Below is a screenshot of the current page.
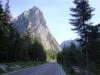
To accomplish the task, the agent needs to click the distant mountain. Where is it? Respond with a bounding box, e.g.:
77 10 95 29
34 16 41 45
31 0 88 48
60 40 79 49
13 6 61 52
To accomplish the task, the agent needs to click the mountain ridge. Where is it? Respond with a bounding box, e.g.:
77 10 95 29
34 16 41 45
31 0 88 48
60 40 80 49
13 6 61 51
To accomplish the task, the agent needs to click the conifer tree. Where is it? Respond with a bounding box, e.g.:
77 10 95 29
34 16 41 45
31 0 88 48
70 0 94 74
0 0 13 62
0 0 5 61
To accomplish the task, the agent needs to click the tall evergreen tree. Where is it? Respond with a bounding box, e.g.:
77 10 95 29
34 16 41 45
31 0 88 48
0 0 11 61
0 0 5 61
4 0 11 22
88 24 100 63
0 0 13 62
4 0 13 61
31 38 46 61
20 21 32 61
70 0 94 74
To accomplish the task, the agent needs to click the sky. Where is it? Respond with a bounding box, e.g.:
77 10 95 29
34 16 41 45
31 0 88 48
3 0 100 44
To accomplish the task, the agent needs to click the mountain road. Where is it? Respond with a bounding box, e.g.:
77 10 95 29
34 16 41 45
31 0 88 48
2 62 66 75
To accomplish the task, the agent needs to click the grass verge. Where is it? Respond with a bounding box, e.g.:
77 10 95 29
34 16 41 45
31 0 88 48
58 63 74 75
60 64 81 75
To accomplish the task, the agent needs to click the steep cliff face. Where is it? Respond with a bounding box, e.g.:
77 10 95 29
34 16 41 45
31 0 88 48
13 6 61 51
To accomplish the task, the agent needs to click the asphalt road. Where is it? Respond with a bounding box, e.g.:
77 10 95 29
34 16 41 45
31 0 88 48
2 62 66 75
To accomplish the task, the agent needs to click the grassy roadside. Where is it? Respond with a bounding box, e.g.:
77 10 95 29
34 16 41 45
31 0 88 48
0 61 46 74
61 65 73 75
60 64 81 75
61 64 100 75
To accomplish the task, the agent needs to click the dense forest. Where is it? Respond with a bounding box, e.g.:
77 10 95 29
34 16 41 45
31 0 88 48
0 0 46 62
57 0 100 75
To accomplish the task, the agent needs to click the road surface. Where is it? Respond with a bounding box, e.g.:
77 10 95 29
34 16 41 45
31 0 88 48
2 62 66 75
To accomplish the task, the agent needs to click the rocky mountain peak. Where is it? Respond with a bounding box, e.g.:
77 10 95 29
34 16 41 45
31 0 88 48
13 6 61 52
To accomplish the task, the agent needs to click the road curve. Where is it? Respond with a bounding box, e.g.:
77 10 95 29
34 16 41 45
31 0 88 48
2 62 66 75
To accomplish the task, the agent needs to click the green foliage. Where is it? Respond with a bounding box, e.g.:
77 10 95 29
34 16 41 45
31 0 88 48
69 0 100 74
28 39 47 61
62 64 74 75
0 0 12 62
87 24 100 64
57 43 82 66
57 0 100 75
70 0 100 69
0 1 47 62
61 0 100 74
46 49 57 61
70 0 94 48
57 43 82 75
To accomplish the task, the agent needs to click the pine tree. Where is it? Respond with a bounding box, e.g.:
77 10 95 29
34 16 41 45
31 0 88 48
4 0 11 22
70 0 94 74
0 0 5 61
4 0 13 61
88 24 100 63
0 0 13 62
31 38 46 61
0 0 10 61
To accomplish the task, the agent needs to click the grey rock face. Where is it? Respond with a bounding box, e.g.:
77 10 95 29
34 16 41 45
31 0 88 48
13 6 61 51
60 40 80 49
